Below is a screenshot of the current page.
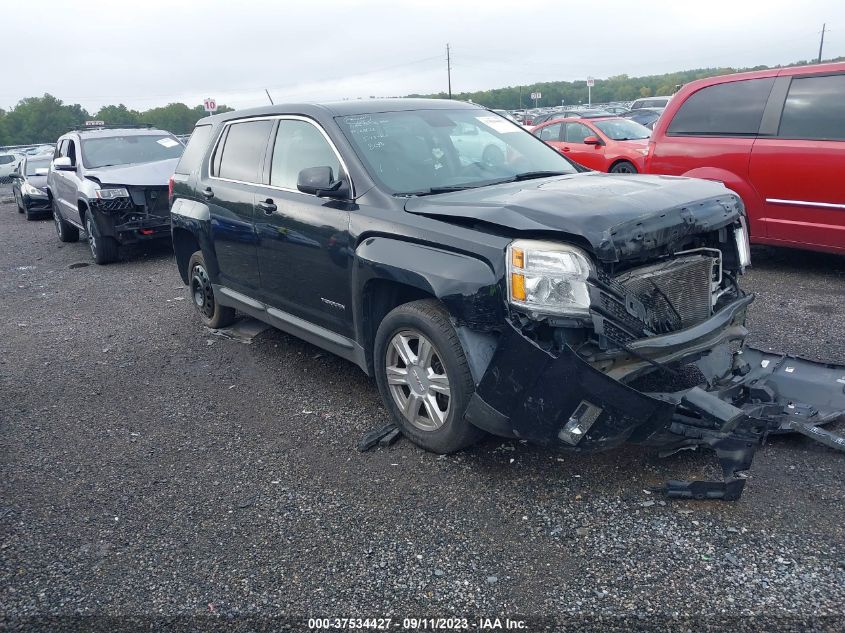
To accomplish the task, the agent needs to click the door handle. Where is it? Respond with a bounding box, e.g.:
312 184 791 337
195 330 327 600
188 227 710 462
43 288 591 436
562 147 571 152
201 187 214 199
258 198 277 214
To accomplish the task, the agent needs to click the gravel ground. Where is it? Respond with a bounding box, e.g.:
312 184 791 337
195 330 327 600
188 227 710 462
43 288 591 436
1 199 844 632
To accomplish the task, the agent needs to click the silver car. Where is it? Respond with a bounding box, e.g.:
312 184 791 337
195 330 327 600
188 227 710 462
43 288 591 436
48 126 183 264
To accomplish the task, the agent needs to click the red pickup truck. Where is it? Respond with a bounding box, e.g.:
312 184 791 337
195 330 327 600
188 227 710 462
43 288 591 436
646 62 845 255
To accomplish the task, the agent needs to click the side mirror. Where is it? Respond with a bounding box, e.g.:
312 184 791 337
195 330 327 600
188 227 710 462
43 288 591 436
583 136 601 146
53 156 75 171
9 170 20 179
297 166 350 199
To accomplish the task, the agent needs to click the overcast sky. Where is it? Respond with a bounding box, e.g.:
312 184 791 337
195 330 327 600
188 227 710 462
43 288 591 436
3 0 843 112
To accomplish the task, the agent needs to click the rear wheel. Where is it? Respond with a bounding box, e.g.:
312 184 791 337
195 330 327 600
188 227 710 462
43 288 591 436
188 250 236 329
85 212 119 265
374 299 485 454
610 161 638 174
53 198 79 243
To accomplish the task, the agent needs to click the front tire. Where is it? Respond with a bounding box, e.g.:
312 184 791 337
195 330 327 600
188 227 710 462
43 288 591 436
85 212 119 265
188 250 236 329
610 161 638 174
53 198 79 243
374 299 485 454
15 192 24 213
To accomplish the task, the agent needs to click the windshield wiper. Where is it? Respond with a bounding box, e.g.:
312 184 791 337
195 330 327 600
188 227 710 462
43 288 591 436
399 184 483 197
397 171 571 197
508 170 571 182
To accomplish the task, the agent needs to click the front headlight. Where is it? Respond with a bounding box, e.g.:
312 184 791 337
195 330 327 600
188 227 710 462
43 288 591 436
734 218 751 271
95 188 129 200
507 239 594 317
22 182 46 196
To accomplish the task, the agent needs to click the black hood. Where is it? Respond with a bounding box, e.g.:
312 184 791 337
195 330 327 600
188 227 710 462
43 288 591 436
404 172 742 262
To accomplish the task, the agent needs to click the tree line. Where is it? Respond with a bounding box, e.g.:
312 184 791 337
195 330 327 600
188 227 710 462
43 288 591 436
410 56 845 109
0 95 233 146
3 56 842 145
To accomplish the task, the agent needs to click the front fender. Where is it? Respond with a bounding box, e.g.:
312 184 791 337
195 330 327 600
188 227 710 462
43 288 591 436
353 236 502 326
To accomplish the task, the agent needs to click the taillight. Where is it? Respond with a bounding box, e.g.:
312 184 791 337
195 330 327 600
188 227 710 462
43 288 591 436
168 174 175 204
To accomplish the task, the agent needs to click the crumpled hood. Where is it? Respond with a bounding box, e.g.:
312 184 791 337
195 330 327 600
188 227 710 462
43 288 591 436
405 172 742 262
85 158 179 187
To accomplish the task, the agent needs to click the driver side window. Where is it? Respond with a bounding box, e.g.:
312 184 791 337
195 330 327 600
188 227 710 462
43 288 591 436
565 122 592 144
270 119 342 191
537 123 562 141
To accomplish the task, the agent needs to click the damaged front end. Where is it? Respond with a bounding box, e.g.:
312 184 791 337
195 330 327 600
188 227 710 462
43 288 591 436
92 184 171 242
464 198 845 500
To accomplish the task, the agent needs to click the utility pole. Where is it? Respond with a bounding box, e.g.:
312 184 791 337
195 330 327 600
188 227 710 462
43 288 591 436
818 23 826 63
446 43 452 99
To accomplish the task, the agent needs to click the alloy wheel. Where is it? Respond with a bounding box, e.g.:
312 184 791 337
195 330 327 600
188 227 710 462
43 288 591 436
385 329 451 432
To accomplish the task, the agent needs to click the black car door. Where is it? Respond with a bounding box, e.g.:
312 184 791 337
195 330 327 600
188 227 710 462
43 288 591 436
253 117 354 338
206 119 274 294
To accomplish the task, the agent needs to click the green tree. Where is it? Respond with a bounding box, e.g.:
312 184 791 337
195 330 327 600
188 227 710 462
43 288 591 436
94 104 141 125
1 94 88 144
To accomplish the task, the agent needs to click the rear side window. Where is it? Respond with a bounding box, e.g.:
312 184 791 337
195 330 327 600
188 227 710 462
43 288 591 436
779 74 845 141
216 120 274 183
667 78 775 136
0 155 14 165
175 125 213 174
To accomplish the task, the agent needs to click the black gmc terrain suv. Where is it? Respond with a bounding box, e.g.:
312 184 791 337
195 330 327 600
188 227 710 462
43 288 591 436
170 99 844 499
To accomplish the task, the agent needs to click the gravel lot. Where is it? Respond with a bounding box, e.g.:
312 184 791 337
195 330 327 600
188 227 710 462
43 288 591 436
1 197 844 632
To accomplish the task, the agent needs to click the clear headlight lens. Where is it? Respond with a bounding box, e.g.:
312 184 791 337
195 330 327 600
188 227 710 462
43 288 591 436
507 239 594 317
734 219 751 270
22 182 46 196
96 188 129 200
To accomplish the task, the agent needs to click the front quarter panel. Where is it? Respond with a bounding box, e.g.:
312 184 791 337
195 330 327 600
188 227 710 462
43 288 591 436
353 237 503 331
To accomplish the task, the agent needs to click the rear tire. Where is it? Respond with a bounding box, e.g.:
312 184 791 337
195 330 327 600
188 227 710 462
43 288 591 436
53 198 79 243
188 250 236 329
610 161 638 174
85 212 119 265
374 299 485 454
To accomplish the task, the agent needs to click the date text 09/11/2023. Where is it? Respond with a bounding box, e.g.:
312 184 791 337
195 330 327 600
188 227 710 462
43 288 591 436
306 617 527 630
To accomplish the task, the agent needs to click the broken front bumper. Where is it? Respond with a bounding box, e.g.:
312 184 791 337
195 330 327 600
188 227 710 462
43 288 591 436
463 295 845 499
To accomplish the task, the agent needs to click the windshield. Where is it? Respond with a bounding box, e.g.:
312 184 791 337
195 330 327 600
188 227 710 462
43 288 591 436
336 109 577 195
80 134 183 169
25 158 51 175
592 119 651 140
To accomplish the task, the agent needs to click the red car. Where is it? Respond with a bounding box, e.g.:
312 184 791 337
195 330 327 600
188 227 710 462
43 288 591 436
531 116 651 173
646 62 845 255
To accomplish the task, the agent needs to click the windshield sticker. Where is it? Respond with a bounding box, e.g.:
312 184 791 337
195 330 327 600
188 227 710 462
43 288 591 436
157 138 180 148
476 116 518 133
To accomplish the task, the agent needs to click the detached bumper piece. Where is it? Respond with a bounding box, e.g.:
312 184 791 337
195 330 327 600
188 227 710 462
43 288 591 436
465 324 845 501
